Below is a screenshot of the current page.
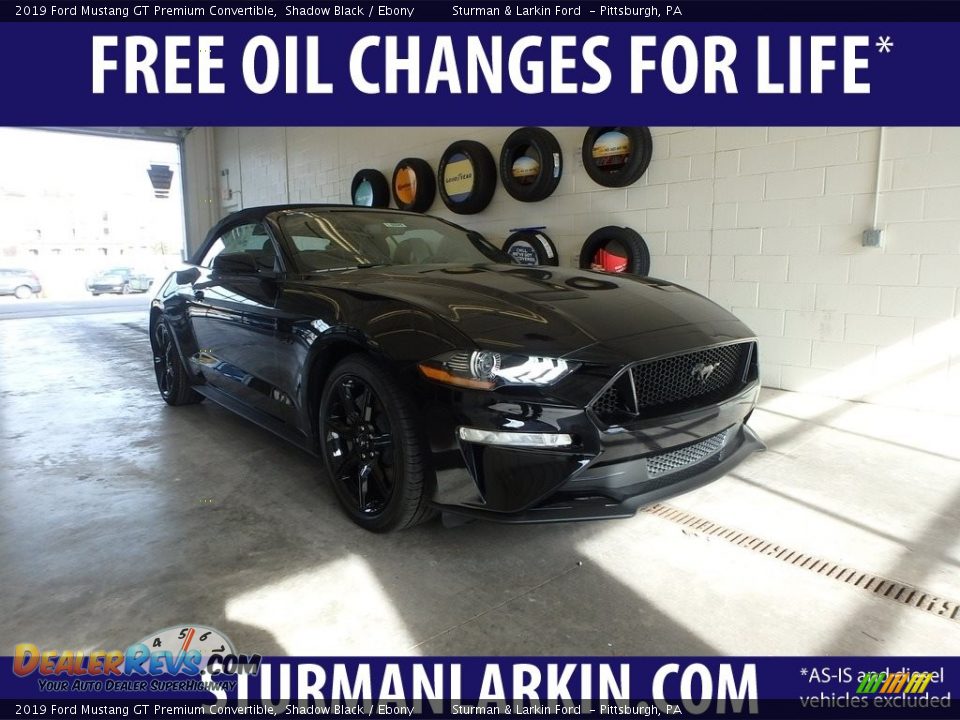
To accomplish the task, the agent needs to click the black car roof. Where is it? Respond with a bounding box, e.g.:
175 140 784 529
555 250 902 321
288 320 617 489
204 203 427 240
195 204 462 266
194 203 484 265
222 204 426 222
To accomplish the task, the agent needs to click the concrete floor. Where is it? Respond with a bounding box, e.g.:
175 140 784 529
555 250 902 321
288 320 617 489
1 309 959 656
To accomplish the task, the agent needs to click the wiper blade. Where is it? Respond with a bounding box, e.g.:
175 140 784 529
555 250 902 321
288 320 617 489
309 263 391 273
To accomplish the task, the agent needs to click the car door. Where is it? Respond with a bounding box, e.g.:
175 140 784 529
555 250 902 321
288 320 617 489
186 220 291 420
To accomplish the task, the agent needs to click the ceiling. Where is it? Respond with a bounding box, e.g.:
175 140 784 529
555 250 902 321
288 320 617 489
38 127 190 143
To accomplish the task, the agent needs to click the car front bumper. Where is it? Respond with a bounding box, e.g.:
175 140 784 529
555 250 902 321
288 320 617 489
425 379 764 524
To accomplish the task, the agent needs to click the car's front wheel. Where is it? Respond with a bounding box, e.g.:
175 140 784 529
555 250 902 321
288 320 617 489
319 355 434 532
151 318 204 406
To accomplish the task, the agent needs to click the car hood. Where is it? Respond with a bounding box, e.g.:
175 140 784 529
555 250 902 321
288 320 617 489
318 264 755 362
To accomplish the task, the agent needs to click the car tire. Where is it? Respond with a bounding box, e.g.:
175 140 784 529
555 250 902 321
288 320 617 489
121 283 132 294
13 285 32 300
502 230 560 266
581 127 653 188
579 226 651 275
438 140 497 214
499 127 563 202
319 355 435 532
351 169 390 208
392 158 436 213
151 317 204 406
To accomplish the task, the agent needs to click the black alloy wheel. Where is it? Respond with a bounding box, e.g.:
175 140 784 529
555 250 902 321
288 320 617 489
151 318 203 406
320 356 434 531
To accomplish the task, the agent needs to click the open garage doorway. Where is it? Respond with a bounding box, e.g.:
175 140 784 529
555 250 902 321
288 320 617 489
0 128 185 316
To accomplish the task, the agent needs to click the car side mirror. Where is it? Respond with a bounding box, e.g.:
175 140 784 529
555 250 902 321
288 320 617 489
212 252 259 275
175 267 201 285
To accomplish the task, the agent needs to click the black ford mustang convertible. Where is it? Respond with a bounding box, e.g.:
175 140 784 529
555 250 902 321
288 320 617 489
151 205 763 531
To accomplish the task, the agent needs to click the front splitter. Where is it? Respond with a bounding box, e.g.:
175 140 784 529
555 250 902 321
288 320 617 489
437 425 766 526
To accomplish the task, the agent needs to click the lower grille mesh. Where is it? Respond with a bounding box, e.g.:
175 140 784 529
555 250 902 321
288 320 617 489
647 429 728 478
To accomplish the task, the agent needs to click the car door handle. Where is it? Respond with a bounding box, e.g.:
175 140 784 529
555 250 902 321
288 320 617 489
193 289 205 301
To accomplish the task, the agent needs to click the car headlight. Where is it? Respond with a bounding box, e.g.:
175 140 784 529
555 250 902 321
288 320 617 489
418 350 578 390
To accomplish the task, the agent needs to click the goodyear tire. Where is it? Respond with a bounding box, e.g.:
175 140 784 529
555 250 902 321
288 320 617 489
392 158 436 213
499 127 563 202
351 169 390 208
579 226 651 276
502 230 559 266
581 127 653 188
438 140 497 214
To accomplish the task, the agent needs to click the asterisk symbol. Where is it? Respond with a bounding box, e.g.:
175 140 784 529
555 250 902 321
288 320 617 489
876 36 894 53
801 668 809 675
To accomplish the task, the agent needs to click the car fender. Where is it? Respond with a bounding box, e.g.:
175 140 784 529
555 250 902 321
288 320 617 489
292 293 474 442
151 273 204 381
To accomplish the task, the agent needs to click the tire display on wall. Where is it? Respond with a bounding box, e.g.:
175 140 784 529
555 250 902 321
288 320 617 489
391 158 436 213
499 127 563 202
502 230 559 266
350 169 390 208
579 226 651 275
581 127 653 188
438 140 497 214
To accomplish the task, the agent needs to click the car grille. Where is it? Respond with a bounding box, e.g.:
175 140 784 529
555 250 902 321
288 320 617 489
647 429 729 478
592 385 624 417
591 342 754 424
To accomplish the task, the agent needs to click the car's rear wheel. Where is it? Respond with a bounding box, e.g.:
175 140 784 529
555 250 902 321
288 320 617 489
13 285 32 299
319 355 434 532
151 318 204 406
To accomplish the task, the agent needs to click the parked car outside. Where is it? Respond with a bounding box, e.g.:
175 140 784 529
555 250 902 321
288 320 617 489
150 205 764 532
87 267 154 295
0 267 42 299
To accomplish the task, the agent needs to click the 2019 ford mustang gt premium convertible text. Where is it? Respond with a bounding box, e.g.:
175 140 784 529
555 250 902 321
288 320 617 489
150 205 764 531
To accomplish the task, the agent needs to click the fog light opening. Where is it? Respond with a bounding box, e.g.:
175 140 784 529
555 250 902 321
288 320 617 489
457 427 574 448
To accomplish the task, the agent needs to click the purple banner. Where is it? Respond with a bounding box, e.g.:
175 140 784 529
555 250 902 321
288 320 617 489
1 656 957 719
0 20 955 125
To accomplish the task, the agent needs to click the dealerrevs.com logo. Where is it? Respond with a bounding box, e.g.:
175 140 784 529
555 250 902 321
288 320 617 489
14 625 261 691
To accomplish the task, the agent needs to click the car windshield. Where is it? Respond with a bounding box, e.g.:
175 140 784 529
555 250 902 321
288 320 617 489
276 210 510 271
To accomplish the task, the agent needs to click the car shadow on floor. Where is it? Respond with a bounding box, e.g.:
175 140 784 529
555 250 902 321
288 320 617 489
152 399 721 657
0 387 720 657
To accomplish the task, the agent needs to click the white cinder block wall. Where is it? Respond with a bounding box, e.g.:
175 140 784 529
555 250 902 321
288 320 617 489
203 126 960 414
